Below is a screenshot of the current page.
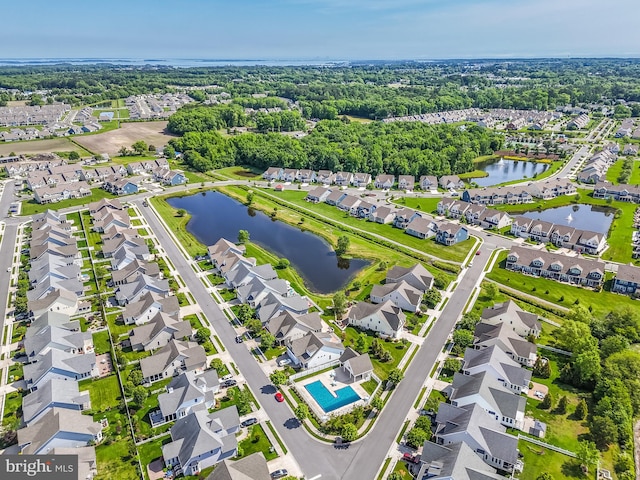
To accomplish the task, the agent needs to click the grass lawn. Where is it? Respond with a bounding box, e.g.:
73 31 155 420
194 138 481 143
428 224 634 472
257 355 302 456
2 391 22 428
338 326 408 378
517 440 581 480
20 188 118 216
149 194 207 257
213 166 263 181
392 460 413 479
238 424 278 461
92 330 112 355
138 435 172 480
487 251 640 319
94 439 139 480
262 345 286 360
219 288 236 302
184 314 204 330
392 196 443 215
80 374 122 411
208 273 225 285
423 389 446 412
271 189 472 263
606 159 625 183
132 390 173 441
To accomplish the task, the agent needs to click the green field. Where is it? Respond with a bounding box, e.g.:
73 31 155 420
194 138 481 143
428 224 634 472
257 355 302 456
80 375 122 411
337 326 409 378
213 166 263 181
92 330 112 355
21 188 119 216
238 424 278 461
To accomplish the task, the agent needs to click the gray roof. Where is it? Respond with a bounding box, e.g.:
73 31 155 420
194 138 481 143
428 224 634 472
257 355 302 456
51 446 97 480
205 452 270 480
27 274 84 302
507 246 605 281
481 300 541 333
122 291 180 322
386 263 434 291
158 370 219 419
129 312 192 350
435 402 519 466
449 371 526 420
616 264 640 285
18 407 102 455
256 292 310 323
139 340 206 379
115 274 169 304
22 378 90 425
347 300 406 332
418 441 507 480
463 346 531 388
474 322 537 360
287 331 344 361
30 311 78 334
28 288 77 315
370 280 422 308
237 276 288 302
23 349 96 387
24 324 91 358
266 311 323 341
112 259 160 284
339 348 373 377
163 407 240 470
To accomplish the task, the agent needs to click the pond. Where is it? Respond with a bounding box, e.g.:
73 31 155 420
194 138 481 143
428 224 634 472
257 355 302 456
473 158 549 187
522 204 615 234
167 191 369 294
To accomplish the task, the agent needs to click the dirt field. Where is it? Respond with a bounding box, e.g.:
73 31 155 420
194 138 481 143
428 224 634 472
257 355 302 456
74 121 178 155
0 137 83 156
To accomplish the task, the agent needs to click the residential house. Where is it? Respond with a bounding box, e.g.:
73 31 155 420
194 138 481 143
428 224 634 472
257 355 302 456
433 402 519 473
567 113 589 129
339 348 373 381
262 167 282 181
33 183 91 204
374 174 395 189
207 238 246 266
114 274 170 306
346 300 406 339
593 181 640 203
92 210 130 233
154 169 188 186
204 452 270 480
152 370 220 426
236 276 290 308
479 209 511 230
445 371 526 429
296 169 316 183
333 171 352 187
224 263 278 289
18 408 102 454
30 242 80 266
416 441 508 480
474 322 538 367
305 186 331 203
527 220 555 243
370 280 423 313
102 233 148 258
122 291 180 325
265 311 323 344
462 346 532 394
356 201 376 218
28 289 80 319
50 447 97 480
23 349 98 391
285 331 345 369
405 217 437 239
439 175 464 190
462 203 486 224
162 407 240 477
624 144 639 156
419 175 438 191
480 301 541 338
105 177 140 196
369 205 395 224
110 238 153 271
612 264 640 295
393 208 421 229
140 339 207 384
509 216 534 238
88 198 123 215
398 175 415 191
350 172 371 187
316 170 334 185
129 312 192 351
337 195 361 214
23 324 93 358
280 168 298 182
505 246 605 287
386 263 434 292
325 189 347 206
111 259 160 286
22 378 91 426
436 222 469 246
256 292 310 323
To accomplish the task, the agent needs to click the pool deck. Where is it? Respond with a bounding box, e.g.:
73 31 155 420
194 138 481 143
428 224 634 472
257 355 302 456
294 367 373 420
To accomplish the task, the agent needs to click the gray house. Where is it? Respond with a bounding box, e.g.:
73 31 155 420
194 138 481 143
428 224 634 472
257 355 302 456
265 311 323 344
140 339 207 384
115 274 170 306
162 407 240 477
386 263 434 292
23 349 98 391
22 378 91 426
204 452 270 480
122 291 180 325
129 312 192 351
462 345 532 394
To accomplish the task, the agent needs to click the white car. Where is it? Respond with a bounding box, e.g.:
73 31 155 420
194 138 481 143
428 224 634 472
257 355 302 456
278 358 291 367
534 391 545 399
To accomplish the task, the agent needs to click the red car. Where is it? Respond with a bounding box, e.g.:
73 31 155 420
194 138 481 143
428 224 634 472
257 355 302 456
475 250 481 255
403 453 420 464
275 392 284 403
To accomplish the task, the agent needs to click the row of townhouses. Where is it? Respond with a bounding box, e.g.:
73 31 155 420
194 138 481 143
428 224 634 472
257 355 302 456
414 301 542 480
576 149 617 184
437 199 512 229
264 167 466 191
510 216 607 254
0 104 70 127
20 210 99 480
307 187 470 246
461 179 576 205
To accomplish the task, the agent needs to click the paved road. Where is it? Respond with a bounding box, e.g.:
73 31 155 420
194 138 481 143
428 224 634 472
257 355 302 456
0 182 19 340
556 144 590 179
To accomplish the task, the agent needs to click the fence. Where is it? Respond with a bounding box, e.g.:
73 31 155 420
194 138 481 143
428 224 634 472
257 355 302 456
518 434 576 457
289 360 341 382
536 344 572 357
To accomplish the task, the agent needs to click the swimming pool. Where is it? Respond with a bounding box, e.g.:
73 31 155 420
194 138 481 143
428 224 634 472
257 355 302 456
304 380 361 413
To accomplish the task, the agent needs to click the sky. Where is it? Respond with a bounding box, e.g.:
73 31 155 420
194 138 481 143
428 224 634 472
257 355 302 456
2 0 639 60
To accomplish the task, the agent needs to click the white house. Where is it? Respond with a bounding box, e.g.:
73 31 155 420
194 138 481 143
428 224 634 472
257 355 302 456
346 300 406 339
285 331 345 369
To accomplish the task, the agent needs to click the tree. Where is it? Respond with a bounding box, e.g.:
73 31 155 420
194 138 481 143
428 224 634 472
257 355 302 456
276 258 290 269
576 441 599 473
261 332 276 350
452 329 474 350
235 304 254 323
132 140 148 155
132 386 148 405
533 357 551 378
406 427 430 448
442 358 461 375
422 288 442 309
68 151 80 161
485 282 498 300
541 392 553 409
245 318 262 334
118 146 129 157
234 389 252 415
370 395 384 410
555 320 597 354
128 369 143 386
340 423 358 442
270 370 288 387
148 144 156 152
459 312 480 331
575 399 587 420
294 404 309 422
355 334 367 353
332 291 347 317
195 327 211 343
238 229 250 244
335 235 350 256
557 395 568 414
163 145 176 158
536 474 554 480
246 191 254 205
176 209 186 217
414 415 431 431
211 358 226 376
387 368 404 387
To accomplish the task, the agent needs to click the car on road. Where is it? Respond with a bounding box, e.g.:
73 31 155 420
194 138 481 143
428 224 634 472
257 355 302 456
235 335 244 343
221 379 237 388
6 267 10 272
403 453 420 464
241 417 258 427
270 469 288 478
142 200 148 207
475 250 481 255
275 392 284 403
468 261 473 267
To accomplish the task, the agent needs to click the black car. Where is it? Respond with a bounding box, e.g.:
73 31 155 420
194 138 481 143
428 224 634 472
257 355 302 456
241 418 258 427
235 336 244 343
270 470 288 479
222 379 237 388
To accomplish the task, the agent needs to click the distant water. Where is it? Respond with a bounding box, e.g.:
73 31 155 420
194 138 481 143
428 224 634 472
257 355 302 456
0 58 348 67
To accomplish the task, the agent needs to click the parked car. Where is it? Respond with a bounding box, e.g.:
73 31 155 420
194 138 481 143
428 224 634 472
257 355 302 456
220 374 233 382
403 453 420 464
235 336 244 344
222 379 237 388
475 250 481 255
275 392 284 403
241 417 258 427
270 469 288 478
277 358 291 367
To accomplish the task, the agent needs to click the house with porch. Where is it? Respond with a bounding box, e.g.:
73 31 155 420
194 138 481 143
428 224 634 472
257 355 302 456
339 348 373 381
140 339 207 384
346 300 406 339
285 331 345 369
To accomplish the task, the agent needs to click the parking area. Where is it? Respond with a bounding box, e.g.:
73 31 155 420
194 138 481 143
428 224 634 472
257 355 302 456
527 381 549 400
